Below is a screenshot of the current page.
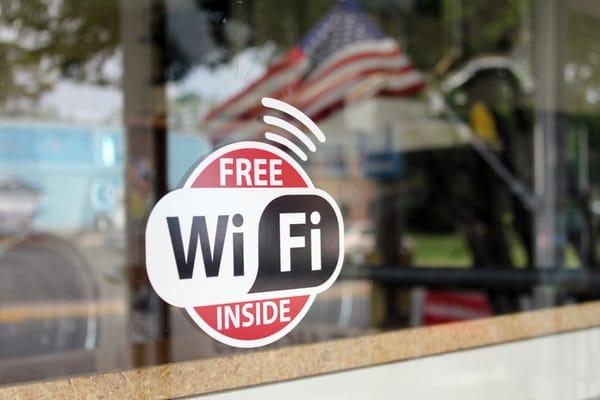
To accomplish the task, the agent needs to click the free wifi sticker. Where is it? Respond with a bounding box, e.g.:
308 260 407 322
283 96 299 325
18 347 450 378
145 98 344 348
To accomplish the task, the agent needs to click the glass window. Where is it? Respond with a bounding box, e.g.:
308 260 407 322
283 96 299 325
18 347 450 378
0 0 599 391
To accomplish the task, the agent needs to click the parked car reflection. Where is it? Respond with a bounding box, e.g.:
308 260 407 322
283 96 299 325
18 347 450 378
0 176 40 234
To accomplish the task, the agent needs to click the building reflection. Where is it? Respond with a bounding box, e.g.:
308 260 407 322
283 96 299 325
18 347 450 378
0 0 599 386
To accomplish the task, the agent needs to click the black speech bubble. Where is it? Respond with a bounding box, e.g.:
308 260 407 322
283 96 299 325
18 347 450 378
249 194 340 293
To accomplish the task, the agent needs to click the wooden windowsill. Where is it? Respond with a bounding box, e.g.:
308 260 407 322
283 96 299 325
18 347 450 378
2 301 600 399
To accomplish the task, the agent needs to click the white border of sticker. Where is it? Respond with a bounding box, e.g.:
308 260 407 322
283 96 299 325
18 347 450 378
182 141 313 189
185 295 317 348
150 141 344 348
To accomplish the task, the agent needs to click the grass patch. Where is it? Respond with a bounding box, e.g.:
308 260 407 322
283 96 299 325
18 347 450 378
410 234 471 268
410 232 581 268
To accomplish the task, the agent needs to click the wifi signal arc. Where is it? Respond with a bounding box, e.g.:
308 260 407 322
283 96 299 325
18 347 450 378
263 115 317 152
264 132 308 161
261 97 327 162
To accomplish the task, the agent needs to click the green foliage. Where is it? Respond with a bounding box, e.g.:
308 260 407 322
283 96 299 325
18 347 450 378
249 0 335 49
563 8 600 115
411 233 472 267
446 0 522 57
0 0 120 108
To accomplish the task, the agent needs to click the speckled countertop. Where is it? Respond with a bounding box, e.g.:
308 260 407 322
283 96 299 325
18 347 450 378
2 301 600 399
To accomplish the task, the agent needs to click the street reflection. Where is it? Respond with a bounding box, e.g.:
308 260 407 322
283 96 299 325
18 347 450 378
0 0 599 387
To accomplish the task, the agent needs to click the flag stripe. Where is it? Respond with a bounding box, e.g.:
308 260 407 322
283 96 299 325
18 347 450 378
210 66 419 140
202 4 426 145
203 48 307 122
307 38 398 81
297 59 413 104
204 75 303 134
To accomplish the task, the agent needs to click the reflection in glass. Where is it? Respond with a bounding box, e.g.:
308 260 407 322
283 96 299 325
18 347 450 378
0 0 598 388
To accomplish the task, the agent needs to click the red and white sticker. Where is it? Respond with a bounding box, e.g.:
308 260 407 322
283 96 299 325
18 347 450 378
146 99 344 348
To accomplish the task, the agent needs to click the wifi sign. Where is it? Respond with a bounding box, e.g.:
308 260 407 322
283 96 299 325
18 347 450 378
145 98 344 348
261 97 326 161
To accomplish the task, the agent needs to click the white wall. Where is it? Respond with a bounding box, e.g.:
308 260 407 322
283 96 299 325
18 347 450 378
200 327 600 400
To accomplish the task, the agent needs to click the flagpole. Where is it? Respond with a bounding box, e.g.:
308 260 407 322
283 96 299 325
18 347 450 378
532 0 567 307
